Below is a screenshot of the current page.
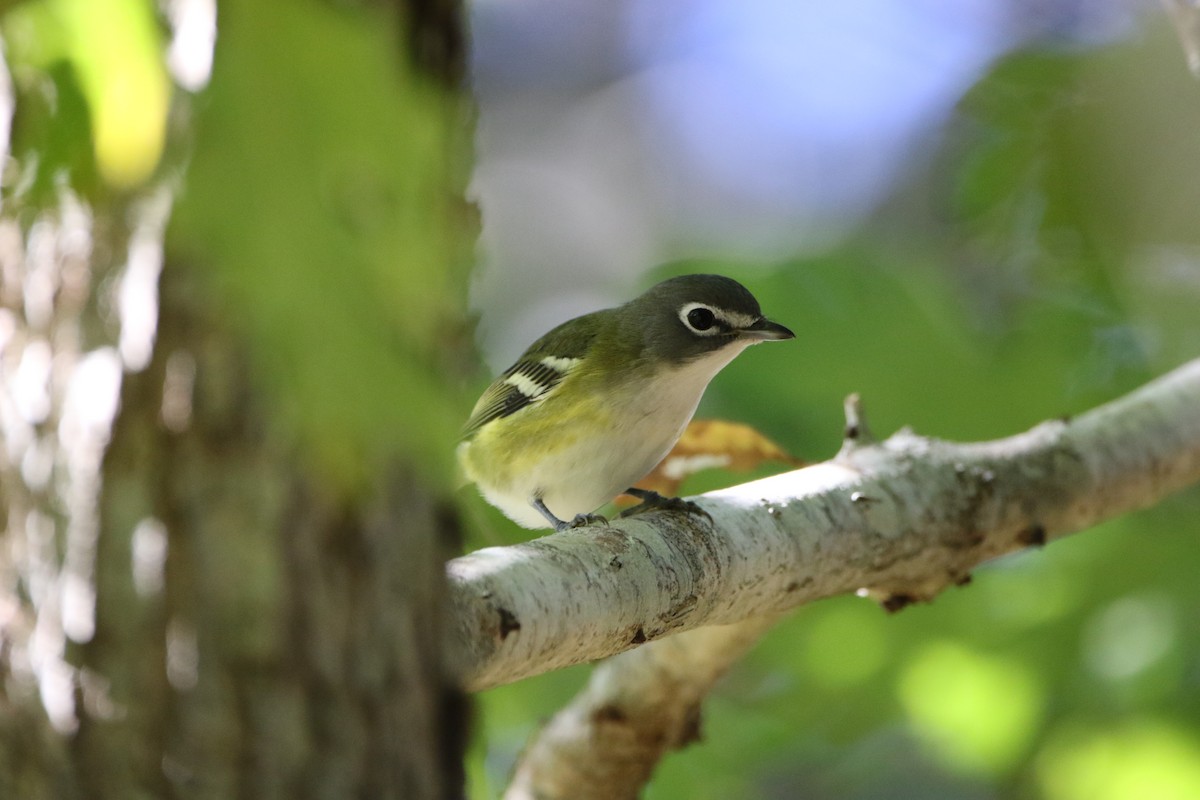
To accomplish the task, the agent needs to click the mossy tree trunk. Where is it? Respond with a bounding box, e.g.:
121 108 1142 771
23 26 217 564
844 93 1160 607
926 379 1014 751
77 265 467 799
0 1 472 797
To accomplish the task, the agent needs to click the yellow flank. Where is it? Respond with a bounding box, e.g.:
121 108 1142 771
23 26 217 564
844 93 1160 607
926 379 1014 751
459 379 612 495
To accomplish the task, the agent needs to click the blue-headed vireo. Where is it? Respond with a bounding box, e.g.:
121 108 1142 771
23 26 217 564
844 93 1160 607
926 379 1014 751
459 274 794 531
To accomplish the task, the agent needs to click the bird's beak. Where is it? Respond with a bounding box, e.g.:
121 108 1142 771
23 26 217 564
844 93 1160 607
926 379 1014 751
740 316 795 341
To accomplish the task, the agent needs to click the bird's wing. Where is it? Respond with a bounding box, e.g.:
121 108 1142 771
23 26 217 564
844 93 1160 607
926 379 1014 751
460 311 606 439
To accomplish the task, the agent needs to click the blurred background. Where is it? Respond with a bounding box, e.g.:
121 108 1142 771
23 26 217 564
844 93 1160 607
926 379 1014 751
2 0 1200 797
464 1 1200 798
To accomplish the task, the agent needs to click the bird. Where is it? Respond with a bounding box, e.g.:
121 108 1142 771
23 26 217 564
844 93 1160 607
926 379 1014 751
458 273 794 531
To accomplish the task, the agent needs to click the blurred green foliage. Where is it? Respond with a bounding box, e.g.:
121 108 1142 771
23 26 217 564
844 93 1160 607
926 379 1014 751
3 0 471 483
470 22 1200 800
4 0 167 192
6 0 1199 797
169 0 471 486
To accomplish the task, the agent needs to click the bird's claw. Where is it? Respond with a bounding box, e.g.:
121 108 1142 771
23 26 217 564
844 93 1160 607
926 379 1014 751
619 490 712 523
556 512 608 532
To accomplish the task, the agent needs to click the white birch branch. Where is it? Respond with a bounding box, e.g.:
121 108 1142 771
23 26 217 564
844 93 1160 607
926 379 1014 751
448 358 1200 694
503 613 783 800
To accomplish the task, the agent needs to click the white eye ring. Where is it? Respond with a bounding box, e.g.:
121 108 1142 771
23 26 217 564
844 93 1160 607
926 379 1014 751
679 302 723 336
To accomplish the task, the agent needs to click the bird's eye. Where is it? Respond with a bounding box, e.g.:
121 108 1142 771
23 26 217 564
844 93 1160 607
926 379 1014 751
686 307 716 331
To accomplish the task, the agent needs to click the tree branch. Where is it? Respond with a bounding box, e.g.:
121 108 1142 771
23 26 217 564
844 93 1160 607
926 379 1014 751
504 613 783 799
448 358 1200 693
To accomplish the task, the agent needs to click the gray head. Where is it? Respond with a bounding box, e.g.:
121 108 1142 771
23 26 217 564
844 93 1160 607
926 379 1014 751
626 274 794 364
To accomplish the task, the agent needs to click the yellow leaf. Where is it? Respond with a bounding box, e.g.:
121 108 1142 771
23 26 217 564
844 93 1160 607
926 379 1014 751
630 419 803 500
56 0 170 188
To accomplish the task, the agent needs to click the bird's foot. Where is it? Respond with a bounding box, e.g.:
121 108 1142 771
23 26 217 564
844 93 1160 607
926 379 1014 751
554 512 609 532
533 496 608 532
618 488 711 523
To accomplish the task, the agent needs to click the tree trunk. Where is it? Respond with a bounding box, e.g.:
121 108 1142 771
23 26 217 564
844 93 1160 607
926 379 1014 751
0 1 472 797
68 263 466 800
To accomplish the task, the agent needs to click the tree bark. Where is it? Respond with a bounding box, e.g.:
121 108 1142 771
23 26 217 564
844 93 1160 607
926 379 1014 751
451 359 1200 692
71 265 465 799
472 358 1200 798
448 356 1200 693
0 1 472 797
